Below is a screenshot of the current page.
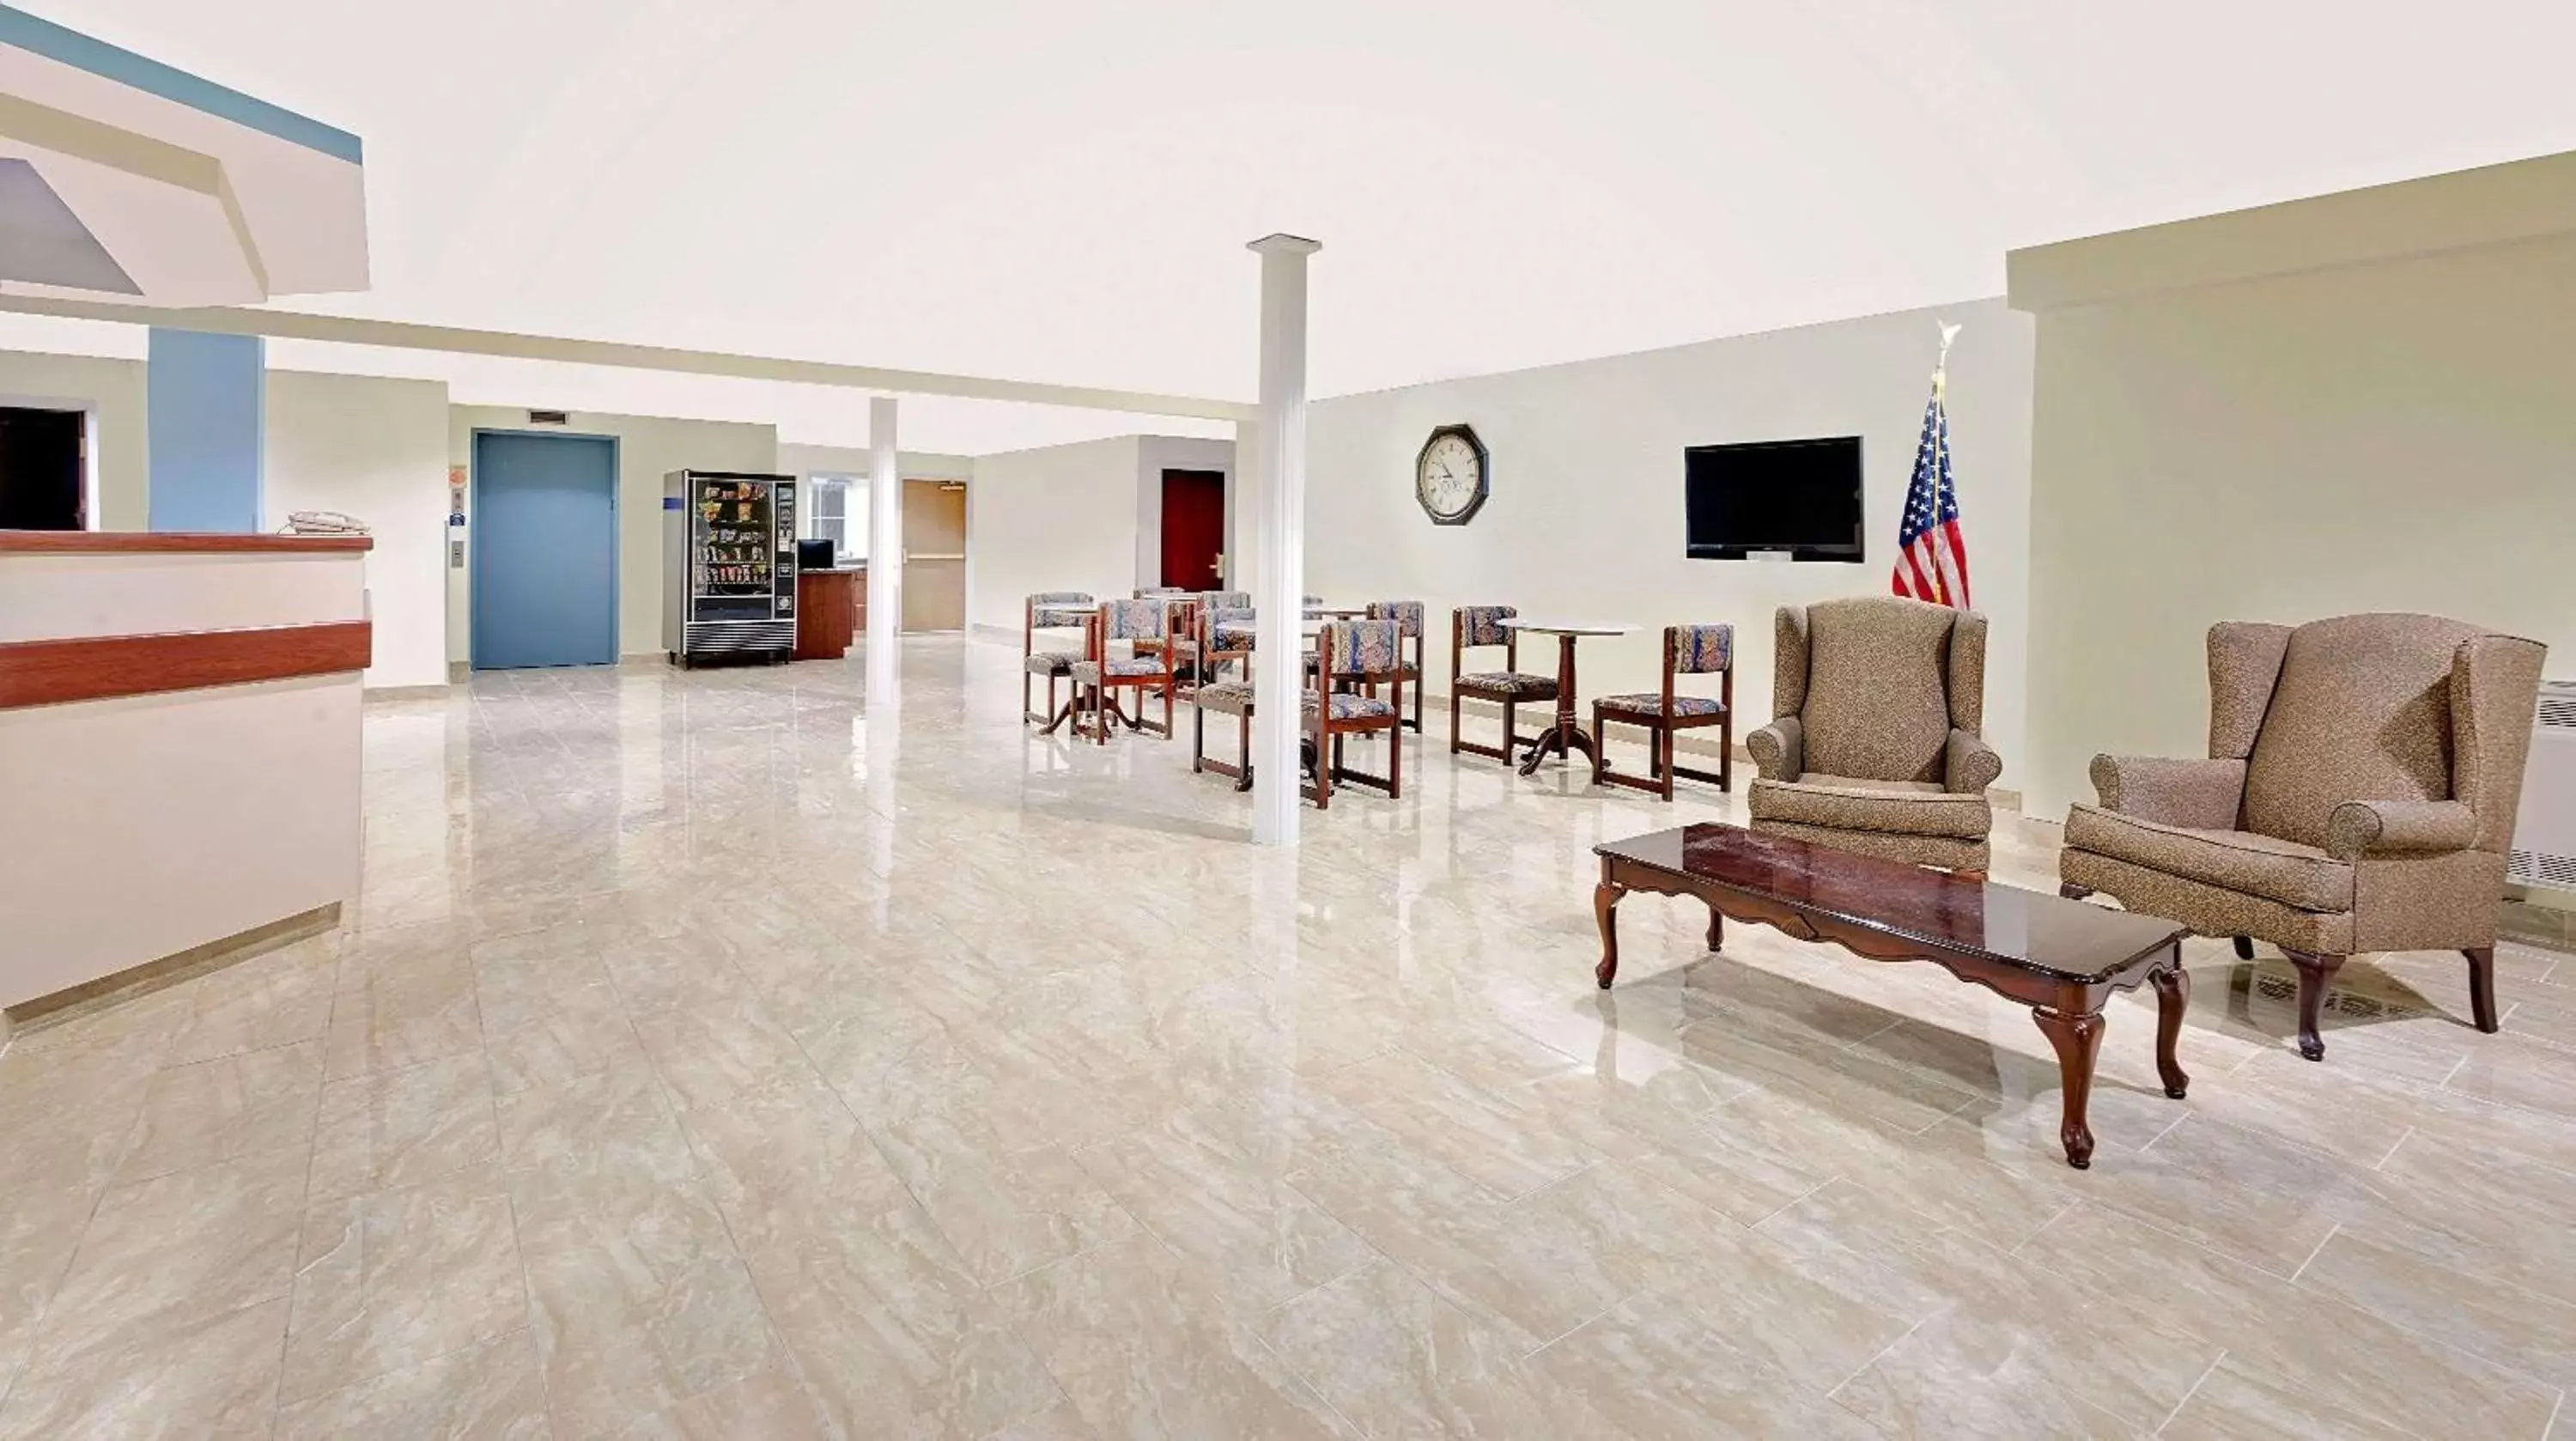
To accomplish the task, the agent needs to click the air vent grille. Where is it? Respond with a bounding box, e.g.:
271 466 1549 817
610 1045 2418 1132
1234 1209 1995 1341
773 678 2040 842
528 409 569 426
2509 848 2576 891
2539 692 2576 730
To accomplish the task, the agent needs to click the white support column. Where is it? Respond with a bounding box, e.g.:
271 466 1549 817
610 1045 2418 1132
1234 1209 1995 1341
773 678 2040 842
865 397 902 703
1246 234 1319 848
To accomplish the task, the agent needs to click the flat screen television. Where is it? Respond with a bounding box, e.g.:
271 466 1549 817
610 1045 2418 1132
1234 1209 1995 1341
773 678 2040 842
1684 436 1864 562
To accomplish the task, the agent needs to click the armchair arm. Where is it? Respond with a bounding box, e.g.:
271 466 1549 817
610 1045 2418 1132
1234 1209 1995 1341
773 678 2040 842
2325 799 2479 860
2088 755 2247 830
1747 717 1803 781
1944 729 2002 795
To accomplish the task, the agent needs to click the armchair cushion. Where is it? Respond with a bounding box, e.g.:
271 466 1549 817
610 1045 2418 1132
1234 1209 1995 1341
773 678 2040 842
2064 805 2352 913
1024 651 1078 676
2062 849 2355 957
1799 597 1961 784
2088 755 2246 831
1945 729 2002 795
1746 718 1802 781
2325 799 2477 860
2242 613 2483 847
1747 775 1991 840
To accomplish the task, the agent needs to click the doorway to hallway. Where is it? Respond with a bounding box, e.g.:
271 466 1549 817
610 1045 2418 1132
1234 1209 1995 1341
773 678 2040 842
1159 468 1225 590
471 430 619 669
902 478 969 631
0 406 84 530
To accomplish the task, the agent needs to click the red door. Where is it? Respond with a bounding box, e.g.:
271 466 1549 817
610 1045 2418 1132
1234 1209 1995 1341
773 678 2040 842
1159 470 1227 588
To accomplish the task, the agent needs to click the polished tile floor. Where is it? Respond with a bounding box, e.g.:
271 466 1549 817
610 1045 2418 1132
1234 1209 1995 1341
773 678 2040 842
5 635 2576 1438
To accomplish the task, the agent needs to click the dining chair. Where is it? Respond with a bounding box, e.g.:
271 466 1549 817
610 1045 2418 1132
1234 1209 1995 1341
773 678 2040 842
1173 591 1250 686
1450 605 1557 763
1366 600 1427 733
1309 618 1405 809
1191 678 1257 790
1071 598 1176 744
1593 623 1734 800
1023 591 1094 730
1200 603 1258 683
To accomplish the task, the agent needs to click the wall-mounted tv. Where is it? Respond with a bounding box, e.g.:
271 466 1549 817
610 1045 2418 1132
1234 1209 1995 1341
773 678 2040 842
1684 436 1864 562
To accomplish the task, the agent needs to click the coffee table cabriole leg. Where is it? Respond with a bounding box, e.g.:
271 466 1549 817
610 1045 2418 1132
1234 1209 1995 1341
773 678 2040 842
2032 1004 2105 1169
1594 872 1625 989
2151 944 2191 1099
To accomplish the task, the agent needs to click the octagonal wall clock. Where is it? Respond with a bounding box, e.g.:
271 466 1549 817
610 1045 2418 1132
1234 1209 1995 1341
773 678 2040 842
1415 423 1490 526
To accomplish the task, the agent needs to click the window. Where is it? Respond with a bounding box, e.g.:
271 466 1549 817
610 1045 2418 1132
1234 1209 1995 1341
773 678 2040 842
805 476 869 559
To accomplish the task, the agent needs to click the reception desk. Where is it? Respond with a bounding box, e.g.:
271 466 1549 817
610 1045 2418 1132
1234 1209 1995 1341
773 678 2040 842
0 531 372 1025
794 562 866 660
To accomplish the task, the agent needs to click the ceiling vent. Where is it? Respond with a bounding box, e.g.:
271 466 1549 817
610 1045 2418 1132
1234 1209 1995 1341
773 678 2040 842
528 410 569 426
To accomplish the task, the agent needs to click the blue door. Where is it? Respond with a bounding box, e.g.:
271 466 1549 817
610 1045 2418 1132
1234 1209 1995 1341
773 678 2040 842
471 432 617 669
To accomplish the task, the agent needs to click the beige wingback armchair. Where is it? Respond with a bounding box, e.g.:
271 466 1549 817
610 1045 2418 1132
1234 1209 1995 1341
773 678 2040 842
2060 614 2546 1062
1746 597 2000 875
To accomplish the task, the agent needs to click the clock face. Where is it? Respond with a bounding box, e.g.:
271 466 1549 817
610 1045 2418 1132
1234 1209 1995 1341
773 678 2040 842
1415 425 1489 525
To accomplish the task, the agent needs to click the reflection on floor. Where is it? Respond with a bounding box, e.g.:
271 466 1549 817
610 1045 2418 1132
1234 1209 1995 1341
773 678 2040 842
3 634 2573 1438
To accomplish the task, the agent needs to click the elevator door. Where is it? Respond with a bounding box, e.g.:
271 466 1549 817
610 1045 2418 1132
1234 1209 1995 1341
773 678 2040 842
471 431 618 669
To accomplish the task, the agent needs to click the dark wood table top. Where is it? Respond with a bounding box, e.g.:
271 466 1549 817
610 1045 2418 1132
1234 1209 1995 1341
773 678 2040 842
1595 823 2185 984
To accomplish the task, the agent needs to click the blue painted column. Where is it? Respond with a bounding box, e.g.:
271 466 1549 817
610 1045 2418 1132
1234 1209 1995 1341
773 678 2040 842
147 328 265 532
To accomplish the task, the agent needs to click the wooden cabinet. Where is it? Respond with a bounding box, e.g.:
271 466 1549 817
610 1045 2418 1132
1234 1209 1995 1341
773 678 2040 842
793 568 859 660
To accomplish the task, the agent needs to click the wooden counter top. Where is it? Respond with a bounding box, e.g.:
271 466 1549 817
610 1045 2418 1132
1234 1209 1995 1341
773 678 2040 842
0 530 374 554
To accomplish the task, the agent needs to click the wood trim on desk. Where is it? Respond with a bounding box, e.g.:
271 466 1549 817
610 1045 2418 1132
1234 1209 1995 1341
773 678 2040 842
0 531 374 555
0 620 372 709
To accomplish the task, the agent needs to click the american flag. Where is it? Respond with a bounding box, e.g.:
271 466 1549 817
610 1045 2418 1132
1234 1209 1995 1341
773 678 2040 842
1892 345 1970 608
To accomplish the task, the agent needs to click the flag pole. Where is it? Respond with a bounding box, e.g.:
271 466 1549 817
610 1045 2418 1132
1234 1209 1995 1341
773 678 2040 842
1932 320 1959 605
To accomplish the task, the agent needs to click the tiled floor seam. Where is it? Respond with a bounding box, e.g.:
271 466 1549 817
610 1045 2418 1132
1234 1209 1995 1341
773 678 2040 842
1820 1315 1926 1401
2150 1346 2228 1435
264 967 348 1436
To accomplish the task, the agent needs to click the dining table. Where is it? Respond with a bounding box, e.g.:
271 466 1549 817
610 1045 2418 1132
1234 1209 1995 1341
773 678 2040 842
1498 619 1637 777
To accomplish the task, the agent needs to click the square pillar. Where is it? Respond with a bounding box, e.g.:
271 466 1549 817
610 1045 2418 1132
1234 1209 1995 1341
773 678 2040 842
147 328 264 532
1246 234 1320 848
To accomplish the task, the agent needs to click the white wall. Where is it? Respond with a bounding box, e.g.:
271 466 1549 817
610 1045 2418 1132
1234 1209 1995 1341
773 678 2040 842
265 371 452 690
447 409 777 664
2021 230 2576 819
1305 298 2036 775
967 435 1140 633
0 350 147 532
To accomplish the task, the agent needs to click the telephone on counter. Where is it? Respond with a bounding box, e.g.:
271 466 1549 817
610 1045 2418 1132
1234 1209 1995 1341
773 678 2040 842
277 510 371 537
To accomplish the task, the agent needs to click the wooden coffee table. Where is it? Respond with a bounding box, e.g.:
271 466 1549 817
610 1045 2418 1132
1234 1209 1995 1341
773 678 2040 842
1593 824 2190 1169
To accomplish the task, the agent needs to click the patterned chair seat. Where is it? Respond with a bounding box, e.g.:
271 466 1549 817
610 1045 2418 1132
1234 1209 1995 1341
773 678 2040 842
1596 693 1725 717
1211 624 1259 650
1024 651 1078 676
1303 690 1395 720
1455 671 1560 700
1070 657 1164 683
1196 681 1255 715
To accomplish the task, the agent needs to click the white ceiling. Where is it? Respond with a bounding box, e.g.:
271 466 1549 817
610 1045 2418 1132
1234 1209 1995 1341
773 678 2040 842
9 0 2576 453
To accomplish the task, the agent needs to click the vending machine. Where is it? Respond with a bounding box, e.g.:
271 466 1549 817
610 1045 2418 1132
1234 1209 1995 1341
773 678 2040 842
663 470 799 666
